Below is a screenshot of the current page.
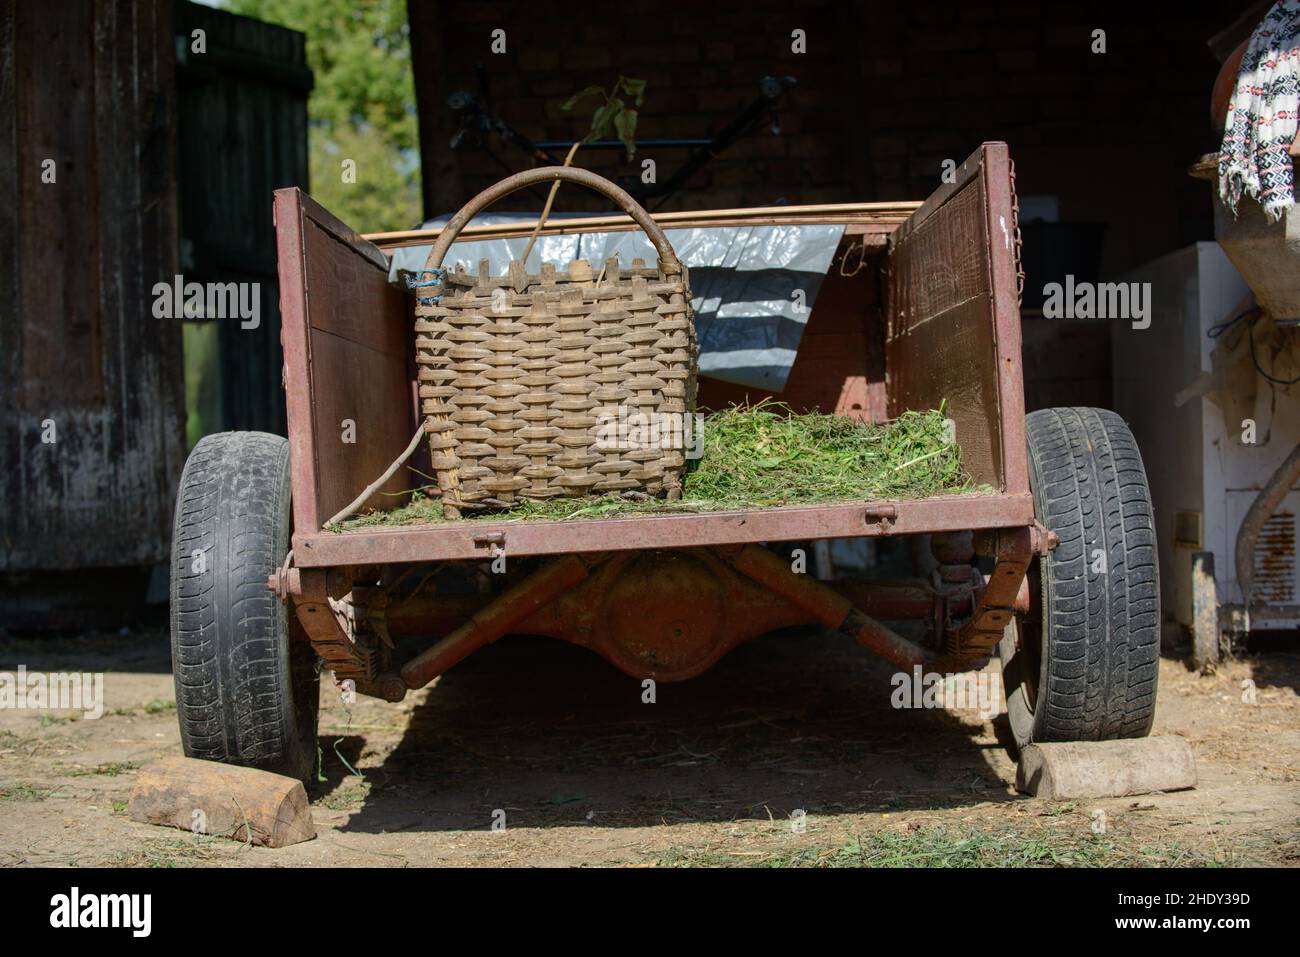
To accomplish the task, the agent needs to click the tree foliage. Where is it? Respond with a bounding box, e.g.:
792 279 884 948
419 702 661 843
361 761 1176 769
224 0 421 230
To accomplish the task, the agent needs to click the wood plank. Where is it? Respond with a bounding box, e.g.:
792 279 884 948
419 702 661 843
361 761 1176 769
1 0 183 571
365 202 921 249
302 217 407 354
176 1 311 436
888 297 1002 488
16 1 102 407
890 144 989 246
293 492 1036 567
0 4 19 428
887 175 1003 488
308 326 414 522
276 189 415 534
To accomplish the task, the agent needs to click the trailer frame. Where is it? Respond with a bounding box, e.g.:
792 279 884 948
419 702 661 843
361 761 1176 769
268 142 1045 702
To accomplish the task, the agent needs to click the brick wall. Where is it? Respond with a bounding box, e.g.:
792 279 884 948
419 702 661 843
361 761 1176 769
412 0 1223 277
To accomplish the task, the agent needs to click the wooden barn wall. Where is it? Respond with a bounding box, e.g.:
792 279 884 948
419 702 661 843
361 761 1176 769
0 0 185 571
174 0 312 440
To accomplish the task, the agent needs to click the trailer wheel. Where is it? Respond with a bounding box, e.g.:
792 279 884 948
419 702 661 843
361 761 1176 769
998 408 1159 751
170 432 319 783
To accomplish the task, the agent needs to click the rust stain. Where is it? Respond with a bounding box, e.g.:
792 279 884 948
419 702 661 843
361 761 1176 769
1253 511 1296 603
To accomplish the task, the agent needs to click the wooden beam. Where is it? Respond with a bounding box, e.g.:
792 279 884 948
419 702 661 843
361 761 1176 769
364 202 921 249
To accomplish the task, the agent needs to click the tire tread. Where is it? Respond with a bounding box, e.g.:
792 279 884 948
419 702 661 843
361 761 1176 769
169 432 317 780
1019 407 1159 743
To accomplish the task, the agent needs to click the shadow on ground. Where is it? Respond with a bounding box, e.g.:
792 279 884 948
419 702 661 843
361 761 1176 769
325 628 1019 834
0 628 172 675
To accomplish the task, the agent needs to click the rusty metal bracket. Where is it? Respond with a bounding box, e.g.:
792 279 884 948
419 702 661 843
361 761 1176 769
863 503 898 529
928 531 979 642
292 568 405 701
269 553 408 700
1030 519 1058 555
267 549 301 600
472 530 506 555
947 526 1036 661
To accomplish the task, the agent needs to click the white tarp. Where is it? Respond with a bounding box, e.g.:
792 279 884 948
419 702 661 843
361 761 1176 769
388 212 844 391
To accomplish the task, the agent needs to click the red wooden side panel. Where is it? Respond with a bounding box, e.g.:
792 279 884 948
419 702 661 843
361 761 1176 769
885 142 1028 494
274 188 414 535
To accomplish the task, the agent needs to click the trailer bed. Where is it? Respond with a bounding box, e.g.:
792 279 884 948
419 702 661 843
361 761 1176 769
275 142 1031 569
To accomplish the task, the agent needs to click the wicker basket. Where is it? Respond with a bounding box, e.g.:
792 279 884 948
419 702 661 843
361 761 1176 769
413 167 697 519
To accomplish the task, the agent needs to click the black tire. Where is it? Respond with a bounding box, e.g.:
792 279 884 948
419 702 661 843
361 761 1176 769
170 432 319 783
998 408 1159 751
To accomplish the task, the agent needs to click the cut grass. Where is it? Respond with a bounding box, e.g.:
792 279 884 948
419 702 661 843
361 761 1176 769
314 779 373 811
335 403 975 529
656 824 1233 869
106 838 219 869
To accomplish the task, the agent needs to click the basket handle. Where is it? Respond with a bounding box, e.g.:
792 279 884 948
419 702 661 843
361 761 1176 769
421 166 682 274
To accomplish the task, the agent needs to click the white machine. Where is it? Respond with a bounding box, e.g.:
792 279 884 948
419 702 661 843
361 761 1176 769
1113 241 1300 660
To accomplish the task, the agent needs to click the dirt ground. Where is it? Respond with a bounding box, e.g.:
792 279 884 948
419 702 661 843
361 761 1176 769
1 626 1297 867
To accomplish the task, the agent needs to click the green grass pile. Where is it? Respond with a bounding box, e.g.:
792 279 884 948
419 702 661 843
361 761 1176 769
334 401 972 529
685 401 966 506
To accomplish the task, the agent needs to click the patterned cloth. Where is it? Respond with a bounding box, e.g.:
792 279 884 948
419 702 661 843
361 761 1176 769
1220 1 1300 221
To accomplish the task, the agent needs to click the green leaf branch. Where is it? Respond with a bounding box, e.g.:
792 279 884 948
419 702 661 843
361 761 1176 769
522 76 647 262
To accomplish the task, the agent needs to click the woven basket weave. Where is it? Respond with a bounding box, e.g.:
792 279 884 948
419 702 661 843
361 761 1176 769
413 167 696 519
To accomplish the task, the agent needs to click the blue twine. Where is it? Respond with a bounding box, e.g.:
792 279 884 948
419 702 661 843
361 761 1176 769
407 268 445 307
406 267 445 289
